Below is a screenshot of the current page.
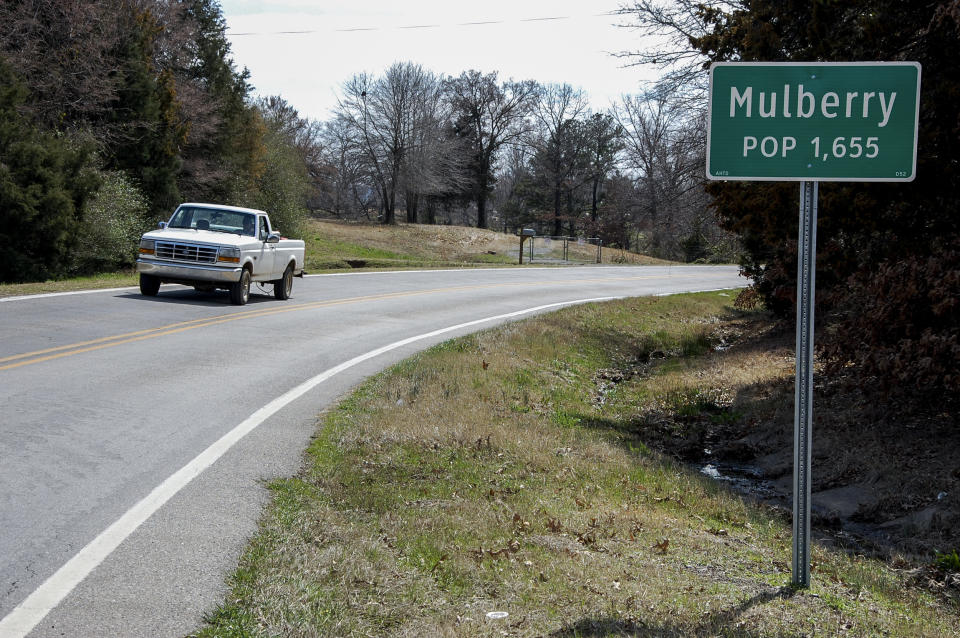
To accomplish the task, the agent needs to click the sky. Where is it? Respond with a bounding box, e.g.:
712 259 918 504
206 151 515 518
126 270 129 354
219 0 659 122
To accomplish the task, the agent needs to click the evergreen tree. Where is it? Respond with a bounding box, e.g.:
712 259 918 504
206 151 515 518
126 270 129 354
106 5 185 218
692 0 960 396
0 58 99 282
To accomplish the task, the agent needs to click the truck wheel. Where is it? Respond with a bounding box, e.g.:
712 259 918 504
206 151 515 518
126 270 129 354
274 265 293 300
139 273 161 297
230 269 251 305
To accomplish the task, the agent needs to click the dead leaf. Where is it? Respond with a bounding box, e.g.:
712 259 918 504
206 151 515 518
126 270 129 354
482 360 489 370
653 538 670 554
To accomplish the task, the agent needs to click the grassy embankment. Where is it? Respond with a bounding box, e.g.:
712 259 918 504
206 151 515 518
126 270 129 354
0 220 664 298
192 292 957 637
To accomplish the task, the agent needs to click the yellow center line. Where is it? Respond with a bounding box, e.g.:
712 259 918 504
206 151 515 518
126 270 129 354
1 273 708 371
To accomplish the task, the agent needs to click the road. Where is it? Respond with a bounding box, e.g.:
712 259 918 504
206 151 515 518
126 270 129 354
0 265 743 637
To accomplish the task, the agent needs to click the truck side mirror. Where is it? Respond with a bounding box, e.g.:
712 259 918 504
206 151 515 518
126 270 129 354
157 221 167 229
265 232 280 244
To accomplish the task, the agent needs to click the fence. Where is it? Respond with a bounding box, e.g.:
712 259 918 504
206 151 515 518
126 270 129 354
522 236 603 265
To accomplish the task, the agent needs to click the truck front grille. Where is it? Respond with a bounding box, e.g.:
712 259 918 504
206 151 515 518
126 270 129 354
155 241 219 264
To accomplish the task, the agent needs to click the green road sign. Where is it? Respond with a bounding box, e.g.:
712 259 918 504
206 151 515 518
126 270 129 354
707 62 921 181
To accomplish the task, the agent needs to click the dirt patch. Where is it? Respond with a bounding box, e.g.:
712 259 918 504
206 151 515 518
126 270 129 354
620 316 960 563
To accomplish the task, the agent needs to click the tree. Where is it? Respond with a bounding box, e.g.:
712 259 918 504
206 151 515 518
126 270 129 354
0 58 99 282
106 5 186 217
399 73 466 224
318 115 376 218
0 0 123 130
336 63 456 225
530 84 591 236
444 71 537 229
584 112 623 225
175 0 266 206
620 0 960 396
257 96 325 215
233 103 308 239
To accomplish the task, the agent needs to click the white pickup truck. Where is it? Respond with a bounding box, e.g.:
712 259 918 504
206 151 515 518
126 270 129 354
136 203 305 305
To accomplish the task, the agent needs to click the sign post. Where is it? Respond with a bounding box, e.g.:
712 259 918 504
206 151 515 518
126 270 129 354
707 62 920 588
793 180 817 587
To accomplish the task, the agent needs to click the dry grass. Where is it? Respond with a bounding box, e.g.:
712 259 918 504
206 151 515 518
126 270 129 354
195 292 958 637
303 220 669 270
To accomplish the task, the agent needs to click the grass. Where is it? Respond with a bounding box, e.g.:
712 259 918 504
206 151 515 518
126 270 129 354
0 219 670 297
0 271 140 297
191 291 958 637
301 220 667 271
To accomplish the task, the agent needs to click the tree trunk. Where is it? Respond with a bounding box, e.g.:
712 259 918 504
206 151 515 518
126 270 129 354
476 168 489 229
382 185 395 225
591 178 600 222
553 182 562 237
406 191 418 223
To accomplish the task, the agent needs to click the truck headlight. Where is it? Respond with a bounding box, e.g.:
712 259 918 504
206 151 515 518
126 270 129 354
218 247 240 263
139 238 155 255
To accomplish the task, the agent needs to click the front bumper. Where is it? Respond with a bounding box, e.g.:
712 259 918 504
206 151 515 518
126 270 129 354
136 258 242 284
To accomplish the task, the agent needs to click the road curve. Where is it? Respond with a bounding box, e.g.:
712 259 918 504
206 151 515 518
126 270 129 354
0 265 743 637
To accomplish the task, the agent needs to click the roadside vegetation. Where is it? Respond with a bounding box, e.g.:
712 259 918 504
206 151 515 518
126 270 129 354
192 292 959 638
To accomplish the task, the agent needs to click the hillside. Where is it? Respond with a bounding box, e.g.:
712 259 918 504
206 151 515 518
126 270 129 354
302 220 670 271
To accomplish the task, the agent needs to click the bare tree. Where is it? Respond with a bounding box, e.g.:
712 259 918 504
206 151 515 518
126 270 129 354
256 96 326 212
399 72 471 224
615 91 708 258
444 71 537 229
336 63 450 224
614 1 743 102
319 115 374 218
0 0 122 129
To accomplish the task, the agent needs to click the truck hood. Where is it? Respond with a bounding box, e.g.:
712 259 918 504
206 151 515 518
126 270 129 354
142 228 252 247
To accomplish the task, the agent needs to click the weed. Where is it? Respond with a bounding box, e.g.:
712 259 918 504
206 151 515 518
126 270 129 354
935 549 960 571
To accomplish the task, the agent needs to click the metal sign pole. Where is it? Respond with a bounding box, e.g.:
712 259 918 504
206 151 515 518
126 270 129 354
793 180 818 587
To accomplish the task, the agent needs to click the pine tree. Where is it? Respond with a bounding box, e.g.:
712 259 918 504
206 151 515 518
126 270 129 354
0 58 99 282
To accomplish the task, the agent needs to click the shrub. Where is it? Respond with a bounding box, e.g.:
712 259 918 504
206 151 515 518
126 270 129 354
821 241 960 398
72 170 150 274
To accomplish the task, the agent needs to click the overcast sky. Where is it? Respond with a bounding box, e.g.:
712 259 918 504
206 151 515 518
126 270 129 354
219 0 658 122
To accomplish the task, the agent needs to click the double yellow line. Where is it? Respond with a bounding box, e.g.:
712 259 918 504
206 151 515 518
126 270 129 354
1 274 680 372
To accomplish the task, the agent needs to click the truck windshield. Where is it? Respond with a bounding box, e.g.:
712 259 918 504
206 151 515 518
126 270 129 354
167 207 256 236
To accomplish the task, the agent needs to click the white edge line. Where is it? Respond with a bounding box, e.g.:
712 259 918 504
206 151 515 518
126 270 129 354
0 295 618 637
0 287 139 303
0 265 742 302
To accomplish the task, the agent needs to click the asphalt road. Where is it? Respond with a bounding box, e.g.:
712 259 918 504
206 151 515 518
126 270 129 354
0 265 743 637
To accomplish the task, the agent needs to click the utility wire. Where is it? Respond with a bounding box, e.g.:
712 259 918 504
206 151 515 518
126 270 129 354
229 11 619 36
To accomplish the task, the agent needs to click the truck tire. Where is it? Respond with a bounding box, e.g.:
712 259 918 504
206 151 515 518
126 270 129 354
230 269 251 305
139 273 161 297
273 264 294 300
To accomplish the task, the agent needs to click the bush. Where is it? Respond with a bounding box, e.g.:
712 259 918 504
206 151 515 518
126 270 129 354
821 240 960 398
72 170 150 274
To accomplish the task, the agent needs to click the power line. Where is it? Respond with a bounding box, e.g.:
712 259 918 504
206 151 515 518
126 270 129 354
228 12 619 36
